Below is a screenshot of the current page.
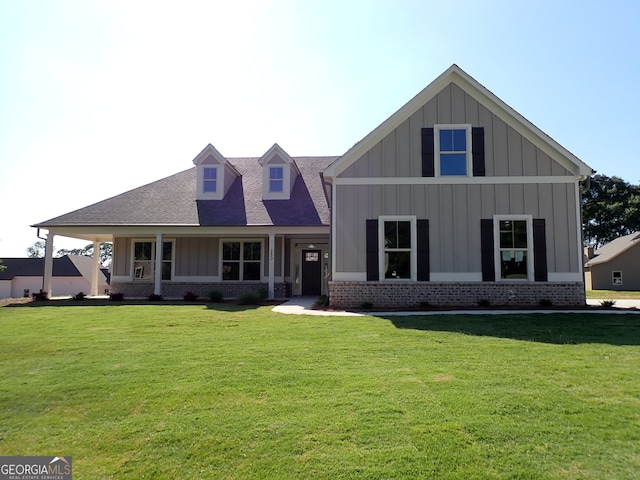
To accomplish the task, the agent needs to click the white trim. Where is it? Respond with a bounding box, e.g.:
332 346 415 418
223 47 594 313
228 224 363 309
259 143 299 200
548 273 583 282
332 272 367 281
434 124 472 177
333 176 579 186
197 165 223 200
493 215 534 282
574 180 585 276
378 215 417 281
430 272 483 282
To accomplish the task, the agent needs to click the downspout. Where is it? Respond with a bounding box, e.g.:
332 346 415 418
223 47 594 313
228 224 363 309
321 173 333 299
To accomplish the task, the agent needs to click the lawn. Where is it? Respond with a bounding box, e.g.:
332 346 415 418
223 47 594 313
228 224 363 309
1 304 639 479
586 290 640 299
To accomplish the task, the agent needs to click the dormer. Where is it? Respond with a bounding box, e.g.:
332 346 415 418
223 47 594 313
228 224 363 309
192 144 240 200
258 143 300 200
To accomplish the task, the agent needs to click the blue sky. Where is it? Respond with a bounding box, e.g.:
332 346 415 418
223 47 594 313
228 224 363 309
1 0 639 257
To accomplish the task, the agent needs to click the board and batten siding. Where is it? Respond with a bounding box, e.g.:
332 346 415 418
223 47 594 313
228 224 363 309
334 181 580 276
338 83 571 179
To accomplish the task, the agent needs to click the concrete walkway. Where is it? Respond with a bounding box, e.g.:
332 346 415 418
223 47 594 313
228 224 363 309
273 297 640 316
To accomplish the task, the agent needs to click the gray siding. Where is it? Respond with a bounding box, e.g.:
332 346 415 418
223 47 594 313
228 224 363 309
175 237 218 276
590 245 640 290
339 83 572 179
113 237 130 276
335 182 580 274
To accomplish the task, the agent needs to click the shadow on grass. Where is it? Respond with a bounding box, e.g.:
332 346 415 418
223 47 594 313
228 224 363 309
4 299 270 312
383 313 640 346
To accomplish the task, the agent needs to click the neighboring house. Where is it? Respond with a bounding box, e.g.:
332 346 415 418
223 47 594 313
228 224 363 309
584 232 640 291
32 65 593 307
0 256 110 299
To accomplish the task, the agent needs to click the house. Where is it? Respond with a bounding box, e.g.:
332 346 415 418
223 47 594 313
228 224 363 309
32 65 593 307
584 232 640 291
0 255 110 299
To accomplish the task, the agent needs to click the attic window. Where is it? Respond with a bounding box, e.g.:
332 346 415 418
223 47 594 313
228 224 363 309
203 167 217 193
269 167 284 193
435 124 472 176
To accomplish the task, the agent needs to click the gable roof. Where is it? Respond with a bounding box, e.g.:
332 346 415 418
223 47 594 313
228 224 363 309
324 64 593 179
33 156 336 228
585 232 640 267
0 255 104 280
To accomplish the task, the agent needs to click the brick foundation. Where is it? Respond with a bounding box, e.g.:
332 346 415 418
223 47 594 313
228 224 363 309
111 282 292 299
328 281 586 309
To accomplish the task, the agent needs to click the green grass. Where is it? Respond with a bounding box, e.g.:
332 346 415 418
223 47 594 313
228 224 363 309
1 305 639 479
586 290 640 299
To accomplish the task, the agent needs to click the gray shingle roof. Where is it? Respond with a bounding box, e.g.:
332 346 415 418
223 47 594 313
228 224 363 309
585 232 640 266
34 157 336 228
0 256 82 280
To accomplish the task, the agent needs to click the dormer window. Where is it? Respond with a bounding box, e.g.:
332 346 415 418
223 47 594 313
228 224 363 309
269 167 284 193
259 143 300 200
203 167 218 193
435 124 472 176
192 144 240 200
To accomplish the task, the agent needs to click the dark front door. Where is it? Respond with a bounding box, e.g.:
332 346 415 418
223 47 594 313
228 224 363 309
302 250 322 296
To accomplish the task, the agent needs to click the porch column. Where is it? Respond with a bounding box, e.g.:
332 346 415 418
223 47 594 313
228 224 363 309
154 233 163 296
268 233 275 300
91 240 100 296
42 232 55 297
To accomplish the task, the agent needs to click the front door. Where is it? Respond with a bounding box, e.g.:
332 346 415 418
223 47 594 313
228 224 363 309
302 250 322 296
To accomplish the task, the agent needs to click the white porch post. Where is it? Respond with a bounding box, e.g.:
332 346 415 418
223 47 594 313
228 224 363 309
42 232 55 297
268 232 275 300
91 240 100 296
154 233 163 296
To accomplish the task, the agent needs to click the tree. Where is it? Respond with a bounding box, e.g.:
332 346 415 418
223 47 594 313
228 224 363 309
582 174 640 248
0 259 5 272
56 242 112 267
26 241 46 258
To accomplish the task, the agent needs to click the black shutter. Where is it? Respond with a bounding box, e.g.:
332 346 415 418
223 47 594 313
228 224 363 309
421 128 435 177
417 219 430 281
366 219 379 281
472 127 485 176
533 218 548 282
481 219 495 281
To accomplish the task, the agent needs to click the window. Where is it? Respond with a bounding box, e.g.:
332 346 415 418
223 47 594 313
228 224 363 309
435 124 471 176
612 271 623 285
269 167 284 193
496 217 532 280
132 240 173 281
222 241 262 281
380 217 416 280
203 167 217 193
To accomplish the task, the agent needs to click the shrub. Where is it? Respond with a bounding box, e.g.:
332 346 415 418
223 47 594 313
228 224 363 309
72 292 86 301
208 289 224 303
238 290 262 305
539 299 553 307
477 299 491 307
148 294 164 301
600 299 616 308
33 291 49 301
109 292 124 301
361 301 374 310
183 292 198 302
419 300 431 308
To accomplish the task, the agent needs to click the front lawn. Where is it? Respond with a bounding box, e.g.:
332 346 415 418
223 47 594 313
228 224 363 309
1 304 639 479
586 290 640 299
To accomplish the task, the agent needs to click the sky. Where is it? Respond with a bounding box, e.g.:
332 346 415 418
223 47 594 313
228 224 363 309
1 0 639 257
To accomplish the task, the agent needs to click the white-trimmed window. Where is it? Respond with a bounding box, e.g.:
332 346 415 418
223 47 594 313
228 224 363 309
612 271 623 285
132 240 174 281
269 167 284 193
435 124 472 176
222 241 262 281
494 216 533 281
379 216 417 280
203 167 217 193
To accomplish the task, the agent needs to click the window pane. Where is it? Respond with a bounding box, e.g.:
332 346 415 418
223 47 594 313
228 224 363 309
134 242 152 260
162 242 173 261
243 242 261 261
384 221 398 248
397 221 411 248
203 180 217 192
223 262 240 280
204 168 217 179
243 261 261 281
161 262 172 281
385 252 410 279
270 167 283 179
452 129 466 151
223 242 240 261
513 221 527 248
270 179 283 192
500 250 528 279
440 153 467 175
439 129 454 151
